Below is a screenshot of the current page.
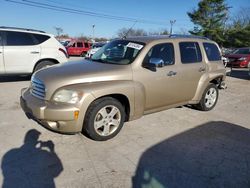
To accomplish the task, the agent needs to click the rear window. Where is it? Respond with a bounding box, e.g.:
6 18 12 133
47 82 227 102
179 42 202 64
203 43 221 61
6 31 35 46
32 34 50 44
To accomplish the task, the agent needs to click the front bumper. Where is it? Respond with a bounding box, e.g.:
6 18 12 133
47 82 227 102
20 88 81 133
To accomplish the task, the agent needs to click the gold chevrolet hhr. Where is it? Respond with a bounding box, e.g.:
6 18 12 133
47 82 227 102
21 35 226 141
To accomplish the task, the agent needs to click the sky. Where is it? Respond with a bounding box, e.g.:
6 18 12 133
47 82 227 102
0 0 248 38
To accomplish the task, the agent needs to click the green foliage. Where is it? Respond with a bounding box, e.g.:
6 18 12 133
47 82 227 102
188 0 229 45
224 24 250 48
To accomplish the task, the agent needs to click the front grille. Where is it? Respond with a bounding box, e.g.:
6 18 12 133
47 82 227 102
30 78 46 99
229 58 238 63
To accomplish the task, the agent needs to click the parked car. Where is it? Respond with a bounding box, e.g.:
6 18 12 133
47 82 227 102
225 47 250 68
86 42 106 58
0 26 68 75
20 35 226 141
66 40 91 57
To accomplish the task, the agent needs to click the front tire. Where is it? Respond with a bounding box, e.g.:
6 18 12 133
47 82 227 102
83 97 125 141
196 84 219 111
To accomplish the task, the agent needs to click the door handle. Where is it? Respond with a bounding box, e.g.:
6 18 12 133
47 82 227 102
199 67 206 72
30 51 40 54
167 71 177 76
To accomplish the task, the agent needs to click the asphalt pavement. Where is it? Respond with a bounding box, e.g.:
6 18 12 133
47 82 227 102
0 62 250 188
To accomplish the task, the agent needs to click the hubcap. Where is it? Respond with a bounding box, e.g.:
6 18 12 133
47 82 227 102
94 105 121 136
204 88 217 108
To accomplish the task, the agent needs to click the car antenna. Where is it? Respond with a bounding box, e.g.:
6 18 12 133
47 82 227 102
122 21 138 39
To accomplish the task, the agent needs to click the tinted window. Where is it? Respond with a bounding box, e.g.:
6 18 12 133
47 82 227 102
179 42 202 63
144 43 175 65
203 43 221 61
77 42 83 47
32 34 50 44
72 43 76 47
6 31 35 46
84 42 89 48
0 32 2 46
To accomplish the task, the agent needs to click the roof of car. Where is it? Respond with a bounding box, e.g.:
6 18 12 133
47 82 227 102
0 26 49 35
125 34 210 44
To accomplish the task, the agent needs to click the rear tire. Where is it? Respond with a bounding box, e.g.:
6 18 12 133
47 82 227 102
196 84 219 111
34 60 55 73
83 97 125 141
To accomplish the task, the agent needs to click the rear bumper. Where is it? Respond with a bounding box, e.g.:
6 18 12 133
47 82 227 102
20 88 81 133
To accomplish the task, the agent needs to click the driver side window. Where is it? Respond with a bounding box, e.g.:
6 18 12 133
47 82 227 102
144 43 175 65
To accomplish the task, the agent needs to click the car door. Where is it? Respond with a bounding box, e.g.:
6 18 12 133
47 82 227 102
76 42 84 55
137 43 188 110
0 31 4 73
176 41 205 101
4 31 41 74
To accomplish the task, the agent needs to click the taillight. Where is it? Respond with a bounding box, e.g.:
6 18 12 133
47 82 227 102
59 48 69 58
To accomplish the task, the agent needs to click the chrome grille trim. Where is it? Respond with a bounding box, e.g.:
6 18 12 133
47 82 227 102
30 77 46 99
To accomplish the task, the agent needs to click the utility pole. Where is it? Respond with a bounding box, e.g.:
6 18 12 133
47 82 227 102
92 24 95 42
170 20 176 35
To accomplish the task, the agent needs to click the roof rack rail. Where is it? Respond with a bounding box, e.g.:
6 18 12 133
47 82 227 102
169 34 209 40
0 26 46 33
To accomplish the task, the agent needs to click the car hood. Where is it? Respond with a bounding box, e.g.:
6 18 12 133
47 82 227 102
34 59 132 99
225 54 249 58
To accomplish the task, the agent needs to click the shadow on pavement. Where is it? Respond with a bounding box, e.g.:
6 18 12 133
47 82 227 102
1 129 63 188
0 75 30 83
133 121 250 188
227 69 250 80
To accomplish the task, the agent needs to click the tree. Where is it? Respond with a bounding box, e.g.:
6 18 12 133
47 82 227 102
117 28 147 38
224 7 250 47
187 0 230 45
54 27 63 37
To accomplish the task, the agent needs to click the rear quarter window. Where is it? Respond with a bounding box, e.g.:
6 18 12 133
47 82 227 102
203 43 221 61
179 42 202 64
32 34 50 44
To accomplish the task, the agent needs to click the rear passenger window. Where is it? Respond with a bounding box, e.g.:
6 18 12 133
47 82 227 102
84 42 89 48
32 34 50 44
144 43 175 65
77 42 83 47
179 42 202 63
6 31 35 46
203 43 221 61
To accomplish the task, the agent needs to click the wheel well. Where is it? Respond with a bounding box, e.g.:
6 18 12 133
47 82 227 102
98 94 130 122
33 58 59 72
209 77 223 86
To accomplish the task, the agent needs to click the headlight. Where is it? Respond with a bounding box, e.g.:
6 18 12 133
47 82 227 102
53 89 82 104
239 57 247 61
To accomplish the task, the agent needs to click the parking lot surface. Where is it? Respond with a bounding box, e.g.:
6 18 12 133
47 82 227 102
0 65 250 187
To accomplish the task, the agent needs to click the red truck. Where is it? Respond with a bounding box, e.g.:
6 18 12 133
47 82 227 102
66 40 91 57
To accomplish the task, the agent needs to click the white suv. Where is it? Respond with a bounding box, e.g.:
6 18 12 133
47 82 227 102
0 27 68 75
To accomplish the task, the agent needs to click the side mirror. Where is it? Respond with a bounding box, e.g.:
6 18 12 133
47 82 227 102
143 58 164 72
149 58 164 68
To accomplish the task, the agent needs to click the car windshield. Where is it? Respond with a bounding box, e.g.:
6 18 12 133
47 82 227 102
233 48 250 55
91 40 144 65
